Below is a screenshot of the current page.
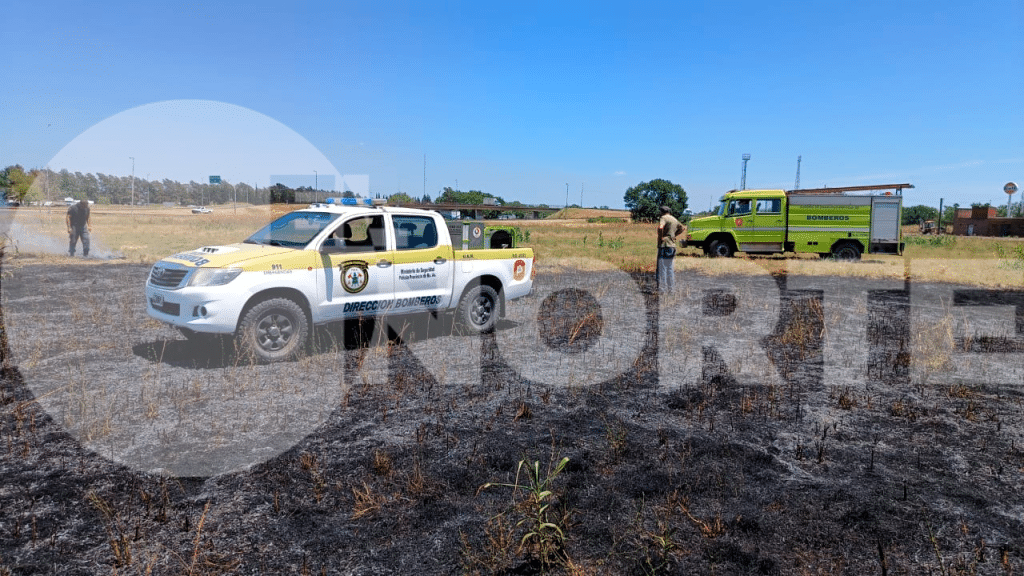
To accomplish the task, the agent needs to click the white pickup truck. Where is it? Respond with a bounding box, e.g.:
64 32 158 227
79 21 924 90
145 202 535 362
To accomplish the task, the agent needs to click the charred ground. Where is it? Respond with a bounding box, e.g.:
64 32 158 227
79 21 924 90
1 261 1023 575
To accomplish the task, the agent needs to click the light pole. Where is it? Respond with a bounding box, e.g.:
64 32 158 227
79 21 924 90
129 157 135 207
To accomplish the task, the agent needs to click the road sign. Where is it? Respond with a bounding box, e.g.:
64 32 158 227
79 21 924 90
1005 182 1018 195
209 175 221 184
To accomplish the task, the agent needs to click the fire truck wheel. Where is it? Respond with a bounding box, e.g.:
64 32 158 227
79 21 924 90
708 240 734 258
832 242 862 261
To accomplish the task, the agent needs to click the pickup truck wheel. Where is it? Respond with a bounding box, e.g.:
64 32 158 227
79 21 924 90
458 284 499 334
832 242 862 261
708 240 734 258
235 297 308 363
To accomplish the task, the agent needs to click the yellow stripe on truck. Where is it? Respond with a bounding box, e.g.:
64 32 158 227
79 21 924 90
393 246 450 265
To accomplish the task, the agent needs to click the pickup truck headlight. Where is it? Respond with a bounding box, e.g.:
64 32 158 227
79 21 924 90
188 267 242 287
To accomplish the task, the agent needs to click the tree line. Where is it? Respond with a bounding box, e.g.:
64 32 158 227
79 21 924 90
0 167 540 214
1 166 278 206
3 165 699 221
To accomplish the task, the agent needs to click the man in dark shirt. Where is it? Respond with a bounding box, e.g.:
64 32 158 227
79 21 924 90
66 199 91 257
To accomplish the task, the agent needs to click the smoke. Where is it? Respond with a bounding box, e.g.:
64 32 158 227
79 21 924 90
1 217 124 260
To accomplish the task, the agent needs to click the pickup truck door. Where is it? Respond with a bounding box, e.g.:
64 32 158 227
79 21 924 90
315 214 397 322
390 214 455 314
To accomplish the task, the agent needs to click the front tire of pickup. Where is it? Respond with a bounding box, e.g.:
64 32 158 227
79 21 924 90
457 284 499 334
235 297 309 363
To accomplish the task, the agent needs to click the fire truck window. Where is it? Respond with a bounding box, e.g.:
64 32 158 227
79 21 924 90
730 200 752 216
756 199 781 214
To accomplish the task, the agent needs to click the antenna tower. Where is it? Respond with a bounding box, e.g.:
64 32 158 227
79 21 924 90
740 153 751 190
794 155 801 190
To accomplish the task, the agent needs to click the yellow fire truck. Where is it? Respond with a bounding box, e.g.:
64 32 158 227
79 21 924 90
682 183 911 260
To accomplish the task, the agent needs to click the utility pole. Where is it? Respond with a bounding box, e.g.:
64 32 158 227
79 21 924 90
740 153 751 190
580 182 584 208
314 170 318 203
565 183 569 208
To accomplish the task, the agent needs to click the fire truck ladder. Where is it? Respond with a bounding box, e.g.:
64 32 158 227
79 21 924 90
787 183 914 195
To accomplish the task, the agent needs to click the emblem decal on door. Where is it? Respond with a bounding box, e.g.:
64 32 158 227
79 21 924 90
341 260 370 293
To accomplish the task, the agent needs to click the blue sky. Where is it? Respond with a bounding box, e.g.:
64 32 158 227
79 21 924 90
3 0 1021 210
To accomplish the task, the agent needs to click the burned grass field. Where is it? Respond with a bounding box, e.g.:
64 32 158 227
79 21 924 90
1 261 1023 575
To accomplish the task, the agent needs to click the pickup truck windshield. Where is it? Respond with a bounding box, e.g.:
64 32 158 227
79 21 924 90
244 211 341 248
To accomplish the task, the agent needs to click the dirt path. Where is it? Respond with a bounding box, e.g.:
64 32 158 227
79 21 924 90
1 262 1022 574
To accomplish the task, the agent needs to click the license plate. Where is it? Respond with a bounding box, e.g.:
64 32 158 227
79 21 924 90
151 294 164 307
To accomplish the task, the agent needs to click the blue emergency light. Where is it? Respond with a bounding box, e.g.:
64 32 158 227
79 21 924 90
324 197 373 206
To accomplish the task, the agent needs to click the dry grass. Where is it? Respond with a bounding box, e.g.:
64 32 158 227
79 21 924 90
8 204 1024 286
6 204 294 263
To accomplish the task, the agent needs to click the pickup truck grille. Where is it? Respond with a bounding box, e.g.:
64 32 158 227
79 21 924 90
149 265 188 289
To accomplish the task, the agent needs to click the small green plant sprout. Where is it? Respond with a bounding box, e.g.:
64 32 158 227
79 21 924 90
480 456 571 567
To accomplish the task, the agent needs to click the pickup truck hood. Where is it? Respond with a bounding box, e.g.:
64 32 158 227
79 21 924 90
162 243 309 271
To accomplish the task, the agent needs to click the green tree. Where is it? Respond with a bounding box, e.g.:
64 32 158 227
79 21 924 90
435 188 509 217
388 192 415 204
437 187 492 205
269 183 295 204
942 204 959 223
420 193 432 203
1 165 35 204
623 179 687 222
901 205 939 225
